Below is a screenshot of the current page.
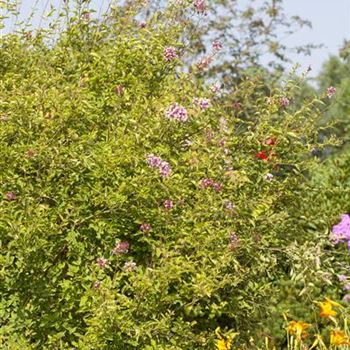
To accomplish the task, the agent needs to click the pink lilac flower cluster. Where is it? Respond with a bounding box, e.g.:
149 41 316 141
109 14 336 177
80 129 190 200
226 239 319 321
279 97 290 107
210 82 221 94
196 56 213 71
140 223 151 232
327 86 336 98
193 98 211 110
5 191 16 201
165 103 188 122
164 199 174 210
212 40 222 52
96 257 108 268
112 241 130 254
164 47 178 62
330 214 350 249
200 178 222 192
147 154 172 177
232 102 241 110
194 0 206 13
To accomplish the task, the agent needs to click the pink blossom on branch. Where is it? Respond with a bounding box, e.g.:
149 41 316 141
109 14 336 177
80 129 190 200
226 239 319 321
279 97 290 107
147 154 162 168
5 192 16 201
194 0 206 13
140 223 151 232
96 257 108 268
327 86 336 98
196 56 213 71
212 40 222 52
159 161 172 177
146 154 172 177
163 47 178 62
164 199 174 210
193 97 211 110
112 241 130 254
210 82 221 94
165 103 188 122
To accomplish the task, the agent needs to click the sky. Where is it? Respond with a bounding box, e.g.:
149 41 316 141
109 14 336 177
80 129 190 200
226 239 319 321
2 0 350 77
281 0 350 77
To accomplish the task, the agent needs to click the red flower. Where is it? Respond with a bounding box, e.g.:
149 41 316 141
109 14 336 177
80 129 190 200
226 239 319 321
255 151 269 160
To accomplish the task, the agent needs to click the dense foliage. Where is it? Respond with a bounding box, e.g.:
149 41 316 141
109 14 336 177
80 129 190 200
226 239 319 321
0 1 345 349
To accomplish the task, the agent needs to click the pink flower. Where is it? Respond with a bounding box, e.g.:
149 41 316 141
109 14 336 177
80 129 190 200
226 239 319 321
193 97 211 110
344 283 350 291
339 274 347 282
112 241 130 254
212 40 222 52
147 154 172 177
140 223 151 232
210 82 221 94
279 97 290 107
164 47 178 62
200 178 214 188
232 102 241 110
164 199 174 210
165 103 188 122
219 139 226 147
96 257 108 268
147 154 162 168
159 161 172 177
5 192 16 201
327 86 336 98
196 56 213 71
194 0 206 13
139 21 147 28
212 182 222 192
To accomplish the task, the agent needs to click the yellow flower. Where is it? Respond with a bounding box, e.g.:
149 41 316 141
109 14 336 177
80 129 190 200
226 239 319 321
216 338 232 350
317 298 341 318
330 329 350 346
287 320 310 338
215 327 238 350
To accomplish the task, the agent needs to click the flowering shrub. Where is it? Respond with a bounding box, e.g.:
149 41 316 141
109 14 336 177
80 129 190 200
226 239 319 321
0 1 338 349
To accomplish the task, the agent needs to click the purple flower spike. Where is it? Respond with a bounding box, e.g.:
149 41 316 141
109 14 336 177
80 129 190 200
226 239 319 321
330 214 350 248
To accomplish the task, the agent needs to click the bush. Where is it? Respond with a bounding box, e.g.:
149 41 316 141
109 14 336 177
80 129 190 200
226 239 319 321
0 1 337 349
